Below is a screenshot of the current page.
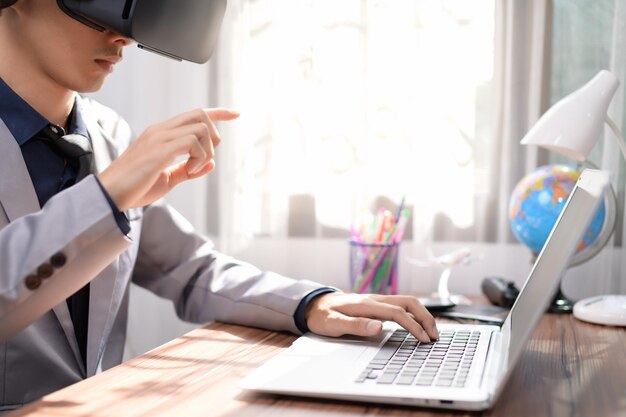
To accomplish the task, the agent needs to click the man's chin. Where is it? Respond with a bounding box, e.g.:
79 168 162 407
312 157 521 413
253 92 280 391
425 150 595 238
75 77 107 94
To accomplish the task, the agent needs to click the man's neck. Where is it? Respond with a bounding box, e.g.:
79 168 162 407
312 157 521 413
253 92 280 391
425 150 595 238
1 72 74 130
0 44 74 130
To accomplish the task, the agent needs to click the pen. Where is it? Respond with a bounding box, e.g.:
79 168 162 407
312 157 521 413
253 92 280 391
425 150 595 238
395 195 405 225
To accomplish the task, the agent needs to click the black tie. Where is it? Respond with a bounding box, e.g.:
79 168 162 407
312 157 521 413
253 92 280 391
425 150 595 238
51 133 95 182
38 127 94 368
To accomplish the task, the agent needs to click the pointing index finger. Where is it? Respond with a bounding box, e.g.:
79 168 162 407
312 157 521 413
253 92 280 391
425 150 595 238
205 108 240 121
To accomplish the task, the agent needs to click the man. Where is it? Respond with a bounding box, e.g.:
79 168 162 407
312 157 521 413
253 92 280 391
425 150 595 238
0 0 438 411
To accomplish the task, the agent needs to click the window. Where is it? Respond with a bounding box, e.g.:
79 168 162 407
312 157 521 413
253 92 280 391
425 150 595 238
216 0 496 241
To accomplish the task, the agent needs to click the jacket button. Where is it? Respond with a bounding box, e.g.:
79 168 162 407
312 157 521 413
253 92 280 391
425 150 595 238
25 275 41 290
50 252 67 268
37 264 54 279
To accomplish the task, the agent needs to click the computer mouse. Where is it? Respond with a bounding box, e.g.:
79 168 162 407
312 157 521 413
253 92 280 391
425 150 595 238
573 295 626 326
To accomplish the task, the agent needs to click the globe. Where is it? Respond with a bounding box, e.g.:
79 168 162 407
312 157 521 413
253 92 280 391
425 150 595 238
509 164 607 257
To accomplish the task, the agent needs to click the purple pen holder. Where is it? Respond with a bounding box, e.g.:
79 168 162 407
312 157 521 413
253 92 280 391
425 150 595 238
349 240 400 295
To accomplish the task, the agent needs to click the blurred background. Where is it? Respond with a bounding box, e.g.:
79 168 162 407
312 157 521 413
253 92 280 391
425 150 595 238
89 0 626 359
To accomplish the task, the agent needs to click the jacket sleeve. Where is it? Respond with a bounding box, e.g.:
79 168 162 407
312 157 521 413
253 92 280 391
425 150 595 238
131 200 326 334
0 176 131 340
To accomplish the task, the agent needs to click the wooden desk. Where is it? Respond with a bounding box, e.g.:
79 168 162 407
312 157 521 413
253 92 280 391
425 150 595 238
9 314 626 417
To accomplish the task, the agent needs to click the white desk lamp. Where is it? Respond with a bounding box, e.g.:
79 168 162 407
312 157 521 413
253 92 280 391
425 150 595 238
521 69 626 326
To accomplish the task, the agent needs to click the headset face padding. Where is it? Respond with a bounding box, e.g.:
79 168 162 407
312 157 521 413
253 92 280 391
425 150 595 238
56 0 227 64
0 0 18 9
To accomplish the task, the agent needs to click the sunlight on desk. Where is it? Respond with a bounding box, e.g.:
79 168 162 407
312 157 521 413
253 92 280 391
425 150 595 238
8 317 626 417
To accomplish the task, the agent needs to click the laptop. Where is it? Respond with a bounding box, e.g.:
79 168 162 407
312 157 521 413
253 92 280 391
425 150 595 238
240 169 610 411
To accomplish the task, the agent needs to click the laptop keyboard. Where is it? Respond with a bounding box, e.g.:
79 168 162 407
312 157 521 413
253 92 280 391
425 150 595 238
355 329 480 388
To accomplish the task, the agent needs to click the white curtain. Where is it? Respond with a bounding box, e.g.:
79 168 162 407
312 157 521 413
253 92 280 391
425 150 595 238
487 0 553 244
210 0 506 255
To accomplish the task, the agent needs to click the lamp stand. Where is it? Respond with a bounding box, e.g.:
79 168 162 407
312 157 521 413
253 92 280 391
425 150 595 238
548 286 574 313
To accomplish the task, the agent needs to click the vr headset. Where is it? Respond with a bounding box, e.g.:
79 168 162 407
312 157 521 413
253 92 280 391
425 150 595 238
55 0 228 64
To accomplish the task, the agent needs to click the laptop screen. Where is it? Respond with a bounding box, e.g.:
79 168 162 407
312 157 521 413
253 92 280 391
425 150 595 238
498 169 609 384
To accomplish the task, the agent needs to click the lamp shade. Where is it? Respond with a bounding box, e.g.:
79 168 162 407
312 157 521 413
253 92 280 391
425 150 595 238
520 70 619 161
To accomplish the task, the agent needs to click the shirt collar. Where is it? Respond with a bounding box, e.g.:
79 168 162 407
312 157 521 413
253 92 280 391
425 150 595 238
69 96 89 139
0 78 89 145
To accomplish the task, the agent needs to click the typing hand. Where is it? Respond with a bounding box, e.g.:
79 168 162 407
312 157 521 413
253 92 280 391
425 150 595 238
98 108 239 211
305 293 439 343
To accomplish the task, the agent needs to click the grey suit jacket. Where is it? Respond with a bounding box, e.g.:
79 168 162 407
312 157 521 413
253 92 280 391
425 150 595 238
0 96 323 413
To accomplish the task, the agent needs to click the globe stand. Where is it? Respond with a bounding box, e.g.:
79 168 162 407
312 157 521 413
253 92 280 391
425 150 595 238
548 286 574 313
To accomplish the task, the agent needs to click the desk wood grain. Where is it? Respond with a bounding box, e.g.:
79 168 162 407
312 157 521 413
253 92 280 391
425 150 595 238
9 314 626 417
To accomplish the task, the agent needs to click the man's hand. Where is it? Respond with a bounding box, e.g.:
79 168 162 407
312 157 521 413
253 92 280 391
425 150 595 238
305 293 439 343
98 108 239 211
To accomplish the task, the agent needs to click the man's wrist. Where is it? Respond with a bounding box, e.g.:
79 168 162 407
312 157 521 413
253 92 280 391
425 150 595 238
94 175 131 235
293 287 339 334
